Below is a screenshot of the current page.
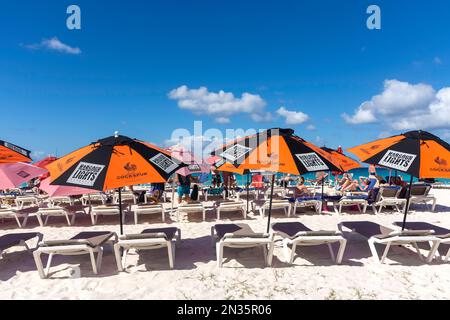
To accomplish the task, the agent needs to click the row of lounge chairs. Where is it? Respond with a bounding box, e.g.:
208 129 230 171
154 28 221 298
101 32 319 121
1 220 449 279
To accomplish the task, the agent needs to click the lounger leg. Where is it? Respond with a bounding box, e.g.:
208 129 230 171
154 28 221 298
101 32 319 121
290 243 297 264
368 239 381 263
444 248 450 262
65 213 71 226
122 249 129 270
134 211 138 225
267 242 274 266
363 203 367 213
293 202 298 214
33 251 46 279
426 241 441 263
217 208 220 221
411 242 424 261
45 253 54 276
71 213 76 225
327 243 336 262
380 243 392 264
88 248 98 274
216 242 224 267
336 239 347 264
44 216 49 226
203 209 206 221
36 214 44 227
287 205 291 217
161 209 165 222
431 199 436 212
242 208 246 219
262 245 268 266
14 215 22 228
167 241 174 269
113 243 124 272
338 203 343 215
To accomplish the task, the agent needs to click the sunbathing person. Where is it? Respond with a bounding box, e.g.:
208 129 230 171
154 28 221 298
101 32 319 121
295 177 312 197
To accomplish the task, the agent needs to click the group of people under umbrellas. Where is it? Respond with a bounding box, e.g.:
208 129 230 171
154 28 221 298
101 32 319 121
2 128 450 235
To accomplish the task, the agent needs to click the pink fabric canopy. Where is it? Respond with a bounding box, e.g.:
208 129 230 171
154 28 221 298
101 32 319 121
167 145 211 176
39 177 97 197
0 162 47 190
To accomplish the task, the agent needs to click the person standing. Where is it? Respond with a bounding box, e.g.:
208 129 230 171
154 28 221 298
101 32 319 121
176 174 191 204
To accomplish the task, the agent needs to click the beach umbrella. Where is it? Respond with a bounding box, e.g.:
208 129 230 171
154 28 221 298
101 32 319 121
321 147 361 172
34 156 58 180
212 128 342 232
0 140 32 163
167 145 211 176
46 133 186 234
39 177 97 197
347 130 450 229
0 162 47 190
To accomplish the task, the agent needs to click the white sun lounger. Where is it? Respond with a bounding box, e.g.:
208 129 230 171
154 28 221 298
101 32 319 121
81 193 107 206
254 199 292 218
339 221 440 264
216 200 246 220
177 202 206 221
0 207 32 228
47 196 74 207
114 227 181 271
370 186 407 214
15 195 40 209
132 204 165 224
292 197 322 214
90 205 126 225
211 223 274 267
408 185 437 211
272 222 347 264
394 222 450 262
36 205 87 226
0 232 43 258
335 195 368 215
33 231 117 279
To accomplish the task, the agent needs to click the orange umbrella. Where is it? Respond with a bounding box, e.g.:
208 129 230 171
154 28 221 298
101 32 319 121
348 130 450 229
321 147 361 172
0 140 32 163
212 128 342 231
47 134 186 234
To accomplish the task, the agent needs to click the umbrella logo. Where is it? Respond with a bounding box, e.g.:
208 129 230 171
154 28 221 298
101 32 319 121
434 157 448 166
124 162 137 172
67 162 105 187
220 145 252 163
295 153 329 172
379 150 417 172
149 153 179 173
16 171 30 178
188 164 201 171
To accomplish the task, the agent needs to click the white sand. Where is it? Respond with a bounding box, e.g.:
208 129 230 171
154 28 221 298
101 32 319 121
1 189 450 300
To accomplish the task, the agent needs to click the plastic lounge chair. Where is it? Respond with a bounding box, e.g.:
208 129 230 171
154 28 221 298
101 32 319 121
33 231 117 279
339 221 440 264
0 232 43 258
204 187 225 201
216 200 246 220
177 202 206 221
291 196 322 214
47 196 74 207
90 205 126 225
254 199 292 218
81 193 107 206
15 195 40 209
132 204 165 224
211 223 274 267
272 222 346 264
0 207 32 228
394 221 450 262
114 227 181 271
113 191 137 205
370 186 407 214
408 185 437 211
336 194 368 214
36 205 87 226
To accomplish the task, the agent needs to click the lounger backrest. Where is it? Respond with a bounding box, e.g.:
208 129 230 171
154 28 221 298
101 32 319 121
379 186 400 199
410 185 430 196
121 232 169 241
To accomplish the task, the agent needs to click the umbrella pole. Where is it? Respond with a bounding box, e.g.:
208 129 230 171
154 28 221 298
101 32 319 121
321 175 325 213
171 178 175 213
401 175 414 230
118 188 123 235
266 174 275 233
246 172 250 215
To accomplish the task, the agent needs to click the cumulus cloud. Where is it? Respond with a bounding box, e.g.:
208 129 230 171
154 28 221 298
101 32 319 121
341 79 450 130
169 85 272 122
306 124 316 131
215 117 231 124
23 37 81 55
276 107 309 125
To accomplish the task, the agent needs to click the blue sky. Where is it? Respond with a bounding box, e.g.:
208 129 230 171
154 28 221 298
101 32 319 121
1 0 450 160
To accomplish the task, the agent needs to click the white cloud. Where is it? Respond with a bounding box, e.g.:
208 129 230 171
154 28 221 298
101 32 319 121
306 124 316 131
251 112 275 122
169 86 270 122
434 57 443 65
215 117 231 124
24 37 81 55
341 79 450 130
276 107 309 125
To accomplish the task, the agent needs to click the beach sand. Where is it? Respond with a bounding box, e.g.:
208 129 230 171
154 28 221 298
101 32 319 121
1 189 450 300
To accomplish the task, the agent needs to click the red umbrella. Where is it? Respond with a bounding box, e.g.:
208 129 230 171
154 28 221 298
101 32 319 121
34 156 57 180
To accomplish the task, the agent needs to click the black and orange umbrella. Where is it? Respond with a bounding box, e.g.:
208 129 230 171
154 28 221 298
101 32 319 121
212 128 342 231
348 130 450 228
0 140 32 163
321 147 361 173
47 134 186 234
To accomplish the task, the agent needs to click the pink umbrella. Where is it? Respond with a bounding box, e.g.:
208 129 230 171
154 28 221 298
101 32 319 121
167 145 211 176
39 177 97 197
0 162 47 190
